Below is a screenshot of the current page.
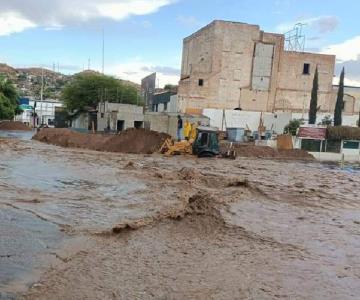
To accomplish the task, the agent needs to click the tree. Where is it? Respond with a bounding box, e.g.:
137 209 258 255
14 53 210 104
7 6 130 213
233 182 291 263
0 76 20 120
164 84 178 91
334 67 345 126
284 119 304 136
61 73 141 112
308 67 319 124
320 115 332 126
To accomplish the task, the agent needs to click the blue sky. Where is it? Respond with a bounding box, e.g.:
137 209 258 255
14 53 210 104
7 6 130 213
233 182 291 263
0 0 359 86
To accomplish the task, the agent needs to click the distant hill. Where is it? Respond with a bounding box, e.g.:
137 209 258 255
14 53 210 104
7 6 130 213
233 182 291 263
0 63 141 99
0 63 18 80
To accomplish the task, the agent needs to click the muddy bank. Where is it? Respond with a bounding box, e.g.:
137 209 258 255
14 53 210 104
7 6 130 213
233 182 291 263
225 143 314 160
33 128 170 154
0 121 32 131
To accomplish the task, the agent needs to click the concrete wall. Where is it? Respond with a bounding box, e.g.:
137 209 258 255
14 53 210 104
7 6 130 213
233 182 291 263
331 86 360 115
202 108 359 134
144 113 210 138
97 102 144 131
276 51 335 113
71 113 89 130
203 109 292 134
178 20 336 115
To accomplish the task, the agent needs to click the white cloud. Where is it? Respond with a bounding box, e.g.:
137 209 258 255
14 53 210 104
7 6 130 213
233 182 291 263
276 15 338 34
321 36 360 62
107 58 180 87
0 0 174 36
0 12 36 36
333 76 360 87
321 35 360 87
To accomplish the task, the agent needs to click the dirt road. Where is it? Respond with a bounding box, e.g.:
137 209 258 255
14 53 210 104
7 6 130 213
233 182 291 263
1 133 360 299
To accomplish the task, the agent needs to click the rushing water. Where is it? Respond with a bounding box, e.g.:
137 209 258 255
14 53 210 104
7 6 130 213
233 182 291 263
0 131 150 296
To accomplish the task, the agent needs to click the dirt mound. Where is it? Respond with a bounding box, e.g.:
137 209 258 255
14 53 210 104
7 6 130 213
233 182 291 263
33 128 170 154
224 144 314 160
0 121 32 131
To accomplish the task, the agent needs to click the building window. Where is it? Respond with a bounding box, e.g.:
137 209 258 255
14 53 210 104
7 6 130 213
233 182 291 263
198 79 204 86
343 141 360 150
101 113 104 118
303 63 310 75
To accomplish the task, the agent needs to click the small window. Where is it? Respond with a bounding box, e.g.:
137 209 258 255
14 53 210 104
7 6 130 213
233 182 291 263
303 63 310 75
101 113 104 118
343 141 360 150
198 79 204 86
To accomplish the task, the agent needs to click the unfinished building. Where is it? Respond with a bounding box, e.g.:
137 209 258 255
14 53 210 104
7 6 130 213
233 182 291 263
178 20 336 114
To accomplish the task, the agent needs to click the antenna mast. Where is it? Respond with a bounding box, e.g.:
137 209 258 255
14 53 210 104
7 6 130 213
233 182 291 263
284 23 306 52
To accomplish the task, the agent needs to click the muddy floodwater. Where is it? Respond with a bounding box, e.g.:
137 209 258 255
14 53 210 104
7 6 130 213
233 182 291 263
1 132 360 299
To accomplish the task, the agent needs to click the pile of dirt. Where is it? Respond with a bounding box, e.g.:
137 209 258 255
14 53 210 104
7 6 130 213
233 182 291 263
223 144 314 160
33 128 170 154
0 121 32 131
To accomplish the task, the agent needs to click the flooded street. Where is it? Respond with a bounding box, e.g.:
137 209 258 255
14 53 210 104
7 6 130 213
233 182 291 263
1 132 360 299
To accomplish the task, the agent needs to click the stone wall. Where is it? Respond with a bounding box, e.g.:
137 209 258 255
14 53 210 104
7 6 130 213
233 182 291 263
178 20 337 115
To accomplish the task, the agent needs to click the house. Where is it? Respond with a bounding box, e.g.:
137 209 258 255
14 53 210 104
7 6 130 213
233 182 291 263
97 102 144 132
70 108 98 132
297 125 360 162
152 91 178 113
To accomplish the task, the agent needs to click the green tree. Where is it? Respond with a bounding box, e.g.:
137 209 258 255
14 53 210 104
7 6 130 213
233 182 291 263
284 119 304 136
320 115 332 126
308 67 319 124
0 76 20 120
61 73 141 112
334 67 345 126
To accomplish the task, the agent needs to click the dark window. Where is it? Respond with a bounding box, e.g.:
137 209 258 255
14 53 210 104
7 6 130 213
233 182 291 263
164 102 168 111
101 113 104 118
326 140 342 153
303 63 310 75
343 141 360 149
198 79 204 86
134 121 143 129
301 139 322 152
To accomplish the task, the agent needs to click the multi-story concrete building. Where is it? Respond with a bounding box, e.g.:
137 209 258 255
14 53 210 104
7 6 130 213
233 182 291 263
178 20 336 115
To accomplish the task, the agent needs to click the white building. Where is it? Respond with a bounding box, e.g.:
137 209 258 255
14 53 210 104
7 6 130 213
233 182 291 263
15 98 63 127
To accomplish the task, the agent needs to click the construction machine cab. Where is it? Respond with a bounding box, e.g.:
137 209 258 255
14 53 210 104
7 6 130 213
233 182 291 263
192 126 220 157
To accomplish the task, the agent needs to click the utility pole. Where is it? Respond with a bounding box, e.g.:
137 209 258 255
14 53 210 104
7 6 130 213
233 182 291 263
102 29 105 74
39 67 44 126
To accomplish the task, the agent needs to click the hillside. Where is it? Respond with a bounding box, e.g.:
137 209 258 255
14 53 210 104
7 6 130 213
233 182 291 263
0 63 141 99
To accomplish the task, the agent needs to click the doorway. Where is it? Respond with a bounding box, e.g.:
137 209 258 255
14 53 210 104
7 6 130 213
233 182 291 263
117 120 124 132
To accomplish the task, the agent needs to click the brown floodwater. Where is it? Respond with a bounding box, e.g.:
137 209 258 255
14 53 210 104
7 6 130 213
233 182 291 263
1 132 360 299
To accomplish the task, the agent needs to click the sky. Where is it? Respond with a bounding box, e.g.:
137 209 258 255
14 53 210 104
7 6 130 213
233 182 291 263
0 0 359 87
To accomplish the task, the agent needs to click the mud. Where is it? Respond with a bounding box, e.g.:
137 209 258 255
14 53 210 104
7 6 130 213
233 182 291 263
0 121 32 131
1 136 360 299
222 143 314 159
33 128 170 154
